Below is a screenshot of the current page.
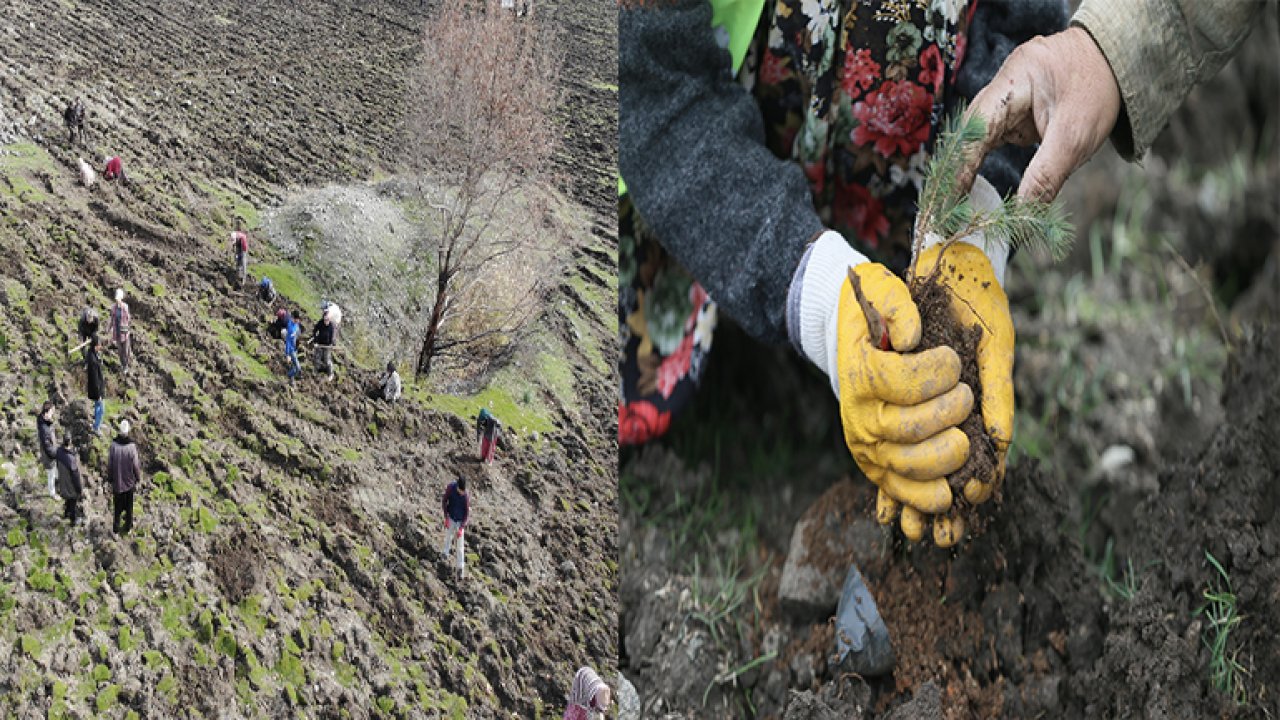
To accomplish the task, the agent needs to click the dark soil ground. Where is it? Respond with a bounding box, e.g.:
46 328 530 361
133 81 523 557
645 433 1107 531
0 0 617 717
621 10 1280 719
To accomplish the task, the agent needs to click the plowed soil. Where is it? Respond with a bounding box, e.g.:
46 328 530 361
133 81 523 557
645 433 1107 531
0 0 617 717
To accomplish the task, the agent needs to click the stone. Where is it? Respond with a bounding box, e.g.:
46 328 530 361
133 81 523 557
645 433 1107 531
833 564 894 677
885 681 942 720
615 672 641 720
778 481 883 621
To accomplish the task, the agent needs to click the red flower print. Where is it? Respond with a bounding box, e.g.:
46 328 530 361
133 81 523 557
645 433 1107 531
761 50 789 86
840 48 880 99
834 182 889 247
918 44 944 94
618 400 672 446
656 334 694 399
851 80 934 158
954 33 968 73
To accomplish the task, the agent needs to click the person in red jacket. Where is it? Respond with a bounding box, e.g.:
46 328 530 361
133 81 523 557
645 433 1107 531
103 155 127 183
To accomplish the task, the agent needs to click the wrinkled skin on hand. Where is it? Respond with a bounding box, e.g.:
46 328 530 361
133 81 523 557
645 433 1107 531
957 26 1122 201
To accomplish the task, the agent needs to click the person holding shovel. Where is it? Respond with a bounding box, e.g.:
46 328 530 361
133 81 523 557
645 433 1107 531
309 302 340 382
619 0 1065 545
440 477 470 579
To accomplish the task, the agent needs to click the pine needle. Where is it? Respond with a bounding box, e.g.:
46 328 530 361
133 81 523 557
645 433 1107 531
914 106 1075 267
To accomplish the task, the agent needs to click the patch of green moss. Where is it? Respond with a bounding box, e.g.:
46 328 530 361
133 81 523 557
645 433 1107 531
6 526 26 548
211 319 276 381
143 650 169 670
117 626 135 653
19 633 41 657
248 262 321 311
95 684 120 713
27 568 56 593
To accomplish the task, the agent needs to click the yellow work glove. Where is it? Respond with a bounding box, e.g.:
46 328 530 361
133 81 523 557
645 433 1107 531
911 240 1014 509
835 263 975 539
789 231 974 542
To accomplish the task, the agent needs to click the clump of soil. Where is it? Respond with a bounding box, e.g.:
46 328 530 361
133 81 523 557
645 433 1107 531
909 265 998 527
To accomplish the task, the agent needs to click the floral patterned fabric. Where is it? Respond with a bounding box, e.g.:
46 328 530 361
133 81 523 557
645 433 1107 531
619 0 973 446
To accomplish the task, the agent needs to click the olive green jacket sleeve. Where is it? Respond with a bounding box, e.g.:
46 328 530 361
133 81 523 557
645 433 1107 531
1072 0 1267 160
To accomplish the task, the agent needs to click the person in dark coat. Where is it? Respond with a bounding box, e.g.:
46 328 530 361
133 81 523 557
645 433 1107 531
309 308 337 381
36 402 58 499
77 306 99 344
106 420 143 535
55 434 84 526
440 478 470 578
86 341 105 435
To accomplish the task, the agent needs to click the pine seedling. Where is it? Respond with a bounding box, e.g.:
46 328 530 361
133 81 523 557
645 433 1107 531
910 108 1075 279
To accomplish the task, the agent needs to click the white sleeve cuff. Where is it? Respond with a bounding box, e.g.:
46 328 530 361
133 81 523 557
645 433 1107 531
797 230 868 398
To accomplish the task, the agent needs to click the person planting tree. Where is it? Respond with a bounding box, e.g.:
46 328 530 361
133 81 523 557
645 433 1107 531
619 0 1068 546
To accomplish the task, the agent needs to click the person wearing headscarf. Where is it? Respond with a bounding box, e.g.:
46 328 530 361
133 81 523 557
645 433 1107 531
563 666 611 720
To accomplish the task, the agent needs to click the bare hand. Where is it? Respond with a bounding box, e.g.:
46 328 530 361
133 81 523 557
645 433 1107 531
958 27 1122 201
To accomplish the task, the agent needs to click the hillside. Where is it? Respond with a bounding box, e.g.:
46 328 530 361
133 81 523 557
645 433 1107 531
0 0 618 717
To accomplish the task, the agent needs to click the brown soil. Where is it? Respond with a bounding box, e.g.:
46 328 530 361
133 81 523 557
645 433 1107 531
909 265 998 535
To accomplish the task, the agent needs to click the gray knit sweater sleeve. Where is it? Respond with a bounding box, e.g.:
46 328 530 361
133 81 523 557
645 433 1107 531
619 0 824 345
952 0 1070 196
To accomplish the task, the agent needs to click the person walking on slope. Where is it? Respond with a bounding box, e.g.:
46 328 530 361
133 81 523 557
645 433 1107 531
231 217 250 287
36 402 58 499
64 97 85 146
108 289 133 373
563 667 612 720
309 303 339 382
86 340 105 435
476 408 500 464
380 361 402 402
440 478 469 579
55 434 85 527
106 420 143 535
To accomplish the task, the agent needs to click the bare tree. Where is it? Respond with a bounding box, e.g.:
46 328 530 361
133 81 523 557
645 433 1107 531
405 0 563 380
